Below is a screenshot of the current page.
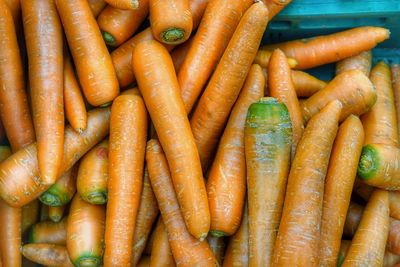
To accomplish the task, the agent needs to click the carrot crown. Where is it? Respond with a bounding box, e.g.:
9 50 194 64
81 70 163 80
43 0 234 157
358 144 380 180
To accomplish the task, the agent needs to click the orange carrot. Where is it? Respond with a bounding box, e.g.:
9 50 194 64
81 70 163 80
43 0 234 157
0 107 111 208
291 70 326 97
104 94 147 266
171 36 194 73
262 0 292 19
146 139 218 266
190 2 269 170
262 27 390 70
21 199 40 233
104 0 138 10
254 49 298 69
302 69 376 123
88 0 107 17
387 218 400 255
4 0 21 28
319 115 365 267
150 218 176 267
343 202 364 238
98 0 149 46
29 218 67 245
342 190 390 267
392 64 400 143
22 244 73 267
133 40 209 240
207 235 226 265
273 100 342 267
56 0 119 106
0 199 21 267
336 50 372 76
49 205 66 223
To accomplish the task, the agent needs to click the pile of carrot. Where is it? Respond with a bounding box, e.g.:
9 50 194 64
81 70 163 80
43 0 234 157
0 0 399 266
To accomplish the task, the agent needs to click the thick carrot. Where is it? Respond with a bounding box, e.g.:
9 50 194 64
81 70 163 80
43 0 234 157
207 64 264 237
319 115 365 267
207 236 226 265
131 167 159 266
262 0 292 19
336 50 372 76
262 27 390 70
21 199 39 233
343 202 364 238
0 107 111 208
0 199 21 267
88 0 107 17
150 218 176 267
302 69 377 123
98 0 149 46
171 36 194 72
22 244 73 267
22 0 64 185
133 40 209 240
245 97 292 266
392 64 400 143
104 94 147 266
291 70 327 97
268 49 304 157
104 0 138 10
0 0 35 152
77 140 109 205
178 0 253 113
342 189 389 267
190 2 269 170
49 205 66 223
273 100 342 267
362 61 398 146
67 194 105 267
254 49 298 69
63 55 87 134
56 0 119 106
29 218 67 245
146 139 218 266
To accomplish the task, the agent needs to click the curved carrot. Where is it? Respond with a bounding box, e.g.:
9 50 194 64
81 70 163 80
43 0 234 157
29 218 67 245
302 69 376 123
77 140 109 205
171 36 194 73
343 202 364 238
133 40 209 240
0 199 21 267
22 199 39 233
342 189 389 267
146 139 218 266
22 244 73 267
392 64 400 142
291 70 326 97
336 50 372 76
56 0 119 106
98 0 149 46
49 205 66 223
67 194 105 267
0 107 111 208
268 49 304 157
207 64 264 237
319 115 365 266
22 0 64 185
88 0 107 17
178 0 253 113
104 94 147 266
361 61 398 146
104 0 138 10
262 27 390 70
273 100 342 267
262 0 292 19
150 218 175 267
190 2 269 170
387 218 400 255
254 49 297 69
207 236 226 265
63 56 87 134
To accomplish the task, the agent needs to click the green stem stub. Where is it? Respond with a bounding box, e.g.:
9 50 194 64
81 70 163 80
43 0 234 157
39 192 62 207
74 254 102 267
85 191 108 205
161 28 185 44
358 145 380 180
210 230 227 238
102 31 116 46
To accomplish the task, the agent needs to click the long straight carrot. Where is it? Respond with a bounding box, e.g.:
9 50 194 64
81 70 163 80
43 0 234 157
177 0 253 113
67 194 105 267
29 218 67 245
207 64 264 237
146 139 218 266
133 40 209 240
88 0 107 17
150 218 176 267
56 0 119 106
262 27 390 70
21 199 39 233
262 0 292 19
48 205 66 223
342 189 389 267
273 100 342 267
104 0 138 10
319 115 365 267
343 202 364 237
190 2 269 171
336 50 372 76
22 244 74 267
0 107 111 208
22 0 64 185
207 236 226 265
291 70 327 97
104 94 147 266
98 0 149 46
392 64 400 143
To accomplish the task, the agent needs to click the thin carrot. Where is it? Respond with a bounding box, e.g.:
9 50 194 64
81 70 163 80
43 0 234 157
133 40 209 240
171 36 194 73
262 27 390 70
387 218 400 255
336 50 372 76
77 140 109 205
273 100 342 267
343 202 364 238
29 218 67 245
262 0 292 19
302 69 377 123
391 64 400 143
342 189 389 267
207 236 226 265
104 94 147 266
0 107 111 208
254 49 298 69
21 199 39 234
88 0 107 17
49 205 66 223
291 70 327 97
56 0 119 106
190 2 269 170
63 55 87 134
207 64 264 237
98 0 149 46
177 0 253 113
22 244 73 267
67 194 105 267
0 199 21 267
150 218 176 267
319 115 365 267
146 139 218 266
104 0 138 10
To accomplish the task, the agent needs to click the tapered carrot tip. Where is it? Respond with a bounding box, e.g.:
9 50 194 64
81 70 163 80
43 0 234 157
210 230 227 238
358 145 379 180
162 28 185 44
86 191 107 205
74 254 102 267
199 233 208 242
102 31 116 46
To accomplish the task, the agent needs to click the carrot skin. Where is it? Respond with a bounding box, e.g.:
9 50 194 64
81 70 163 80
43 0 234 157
0 199 21 267
48 205 66 223
104 0 138 10
21 199 39 233
171 36 194 73
150 218 176 267
336 50 372 76
291 70 327 97
392 64 400 143
22 244 74 267
254 49 298 69
29 218 67 245
88 0 107 17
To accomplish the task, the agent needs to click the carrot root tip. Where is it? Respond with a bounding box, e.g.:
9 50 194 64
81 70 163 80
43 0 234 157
161 28 185 44
199 232 208 242
210 230 227 238
131 0 139 9
73 255 102 267
39 193 62 207
102 31 116 46
84 191 107 205
358 145 380 180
